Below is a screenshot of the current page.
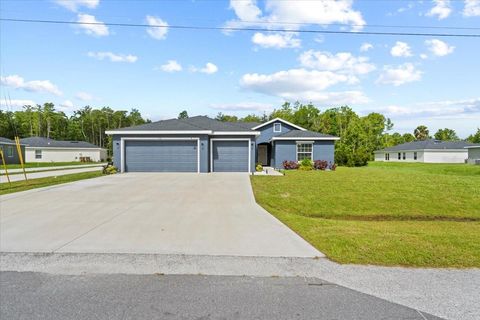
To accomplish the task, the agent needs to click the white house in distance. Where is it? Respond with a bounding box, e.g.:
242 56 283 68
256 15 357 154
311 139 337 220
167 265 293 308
20 137 107 163
374 139 479 163
466 146 480 164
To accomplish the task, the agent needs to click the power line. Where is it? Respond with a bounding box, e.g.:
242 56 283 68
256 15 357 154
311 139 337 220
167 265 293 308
1 18 480 38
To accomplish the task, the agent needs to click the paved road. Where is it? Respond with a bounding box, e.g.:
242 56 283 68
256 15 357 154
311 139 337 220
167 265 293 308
0 166 103 183
0 173 319 257
0 272 442 320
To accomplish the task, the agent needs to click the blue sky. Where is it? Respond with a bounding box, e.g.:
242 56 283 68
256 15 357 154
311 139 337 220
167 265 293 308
1 0 479 137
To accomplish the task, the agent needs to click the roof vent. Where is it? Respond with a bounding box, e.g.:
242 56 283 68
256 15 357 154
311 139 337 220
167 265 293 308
433 139 442 144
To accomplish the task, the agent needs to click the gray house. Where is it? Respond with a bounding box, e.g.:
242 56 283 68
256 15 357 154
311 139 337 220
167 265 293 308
106 116 339 173
466 146 480 164
0 137 26 165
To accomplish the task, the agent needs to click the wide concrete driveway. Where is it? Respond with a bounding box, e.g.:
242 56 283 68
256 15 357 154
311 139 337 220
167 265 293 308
0 173 320 257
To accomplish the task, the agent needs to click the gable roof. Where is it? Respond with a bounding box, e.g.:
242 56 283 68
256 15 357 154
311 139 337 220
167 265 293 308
0 137 26 145
105 116 260 135
20 137 102 149
251 118 307 131
376 139 478 152
271 130 339 141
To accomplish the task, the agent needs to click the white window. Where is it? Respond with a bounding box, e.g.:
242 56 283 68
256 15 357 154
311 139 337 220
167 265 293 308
273 123 282 133
7 146 13 157
297 143 313 161
35 149 42 159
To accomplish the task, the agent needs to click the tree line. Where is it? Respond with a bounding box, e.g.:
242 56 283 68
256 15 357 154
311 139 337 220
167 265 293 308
181 102 480 167
0 103 150 155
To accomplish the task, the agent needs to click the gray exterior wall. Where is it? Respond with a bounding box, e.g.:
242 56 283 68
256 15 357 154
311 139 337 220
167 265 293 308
272 140 335 169
467 148 480 164
255 121 297 144
112 134 255 173
0 143 25 165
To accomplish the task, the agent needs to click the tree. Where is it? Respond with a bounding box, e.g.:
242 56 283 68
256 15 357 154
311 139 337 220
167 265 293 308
434 128 459 141
241 114 262 123
178 110 189 119
467 128 480 143
414 125 430 140
215 112 238 122
402 133 415 142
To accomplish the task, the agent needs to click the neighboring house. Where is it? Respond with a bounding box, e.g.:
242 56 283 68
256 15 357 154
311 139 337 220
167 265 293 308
105 116 339 173
0 137 26 165
374 139 480 163
20 137 107 163
465 146 480 164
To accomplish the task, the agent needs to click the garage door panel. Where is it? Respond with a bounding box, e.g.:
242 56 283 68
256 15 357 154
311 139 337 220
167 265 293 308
212 140 249 172
125 140 198 172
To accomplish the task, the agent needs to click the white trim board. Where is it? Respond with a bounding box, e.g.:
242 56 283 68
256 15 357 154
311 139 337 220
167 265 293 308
271 137 340 141
210 138 251 173
120 137 201 173
106 130 211 135
252 118 307 131
211 131 260 136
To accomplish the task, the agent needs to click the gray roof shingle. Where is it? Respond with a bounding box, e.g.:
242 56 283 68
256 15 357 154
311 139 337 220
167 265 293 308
110 116 256 132
20 137 101 149
378 139 478 152
274 130 339 139
0 137 26 145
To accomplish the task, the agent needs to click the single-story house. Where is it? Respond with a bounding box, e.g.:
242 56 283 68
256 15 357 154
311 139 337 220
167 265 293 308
20 137 107 163
465 146 480 164
105 116 339 173
0 137 26 165
374 139 479 163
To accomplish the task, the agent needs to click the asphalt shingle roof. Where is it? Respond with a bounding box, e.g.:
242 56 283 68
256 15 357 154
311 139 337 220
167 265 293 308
0 137 15 144
20 137 101 149
110 116 259 132
274 130 339 139
378 139 478 152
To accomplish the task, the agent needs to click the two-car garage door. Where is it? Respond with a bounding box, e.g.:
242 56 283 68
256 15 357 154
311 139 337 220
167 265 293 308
123 139 250 172
125 140 198 172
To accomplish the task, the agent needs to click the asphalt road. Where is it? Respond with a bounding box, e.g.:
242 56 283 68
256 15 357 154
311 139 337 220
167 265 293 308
0 272 442 320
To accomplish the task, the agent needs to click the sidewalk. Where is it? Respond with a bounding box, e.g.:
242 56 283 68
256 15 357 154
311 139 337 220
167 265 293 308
2 163 105 175
0 166 103 183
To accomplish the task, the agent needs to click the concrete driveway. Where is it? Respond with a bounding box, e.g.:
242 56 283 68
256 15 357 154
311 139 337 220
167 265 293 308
0 173 320 257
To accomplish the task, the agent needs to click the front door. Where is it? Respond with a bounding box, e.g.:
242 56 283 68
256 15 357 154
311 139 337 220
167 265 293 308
258 145 268 166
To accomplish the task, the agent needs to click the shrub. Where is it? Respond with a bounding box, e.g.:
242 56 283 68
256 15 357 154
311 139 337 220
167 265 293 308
103 165 118 175
314 160 328 170
256 163 263 172
282 160 299 170
329 162 337 171
299 158 313 171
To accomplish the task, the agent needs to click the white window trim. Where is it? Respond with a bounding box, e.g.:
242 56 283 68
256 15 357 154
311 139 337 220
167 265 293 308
35 149 42 159
296 141 313 162
251 118 307 131
210 138 251 173
120 137 200 173
273 123 282 133
7 146 14 157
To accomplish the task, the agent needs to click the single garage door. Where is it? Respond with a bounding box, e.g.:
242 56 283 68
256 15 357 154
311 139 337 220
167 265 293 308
125 140 198 172
212 140 249 172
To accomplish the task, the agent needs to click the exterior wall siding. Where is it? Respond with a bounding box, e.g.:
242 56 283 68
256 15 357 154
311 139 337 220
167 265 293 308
467 148 480 164
423 150 467 163
255 121 297 144
272 140 335 169
0 143 25 165
25 147 105 162
374 151 425 162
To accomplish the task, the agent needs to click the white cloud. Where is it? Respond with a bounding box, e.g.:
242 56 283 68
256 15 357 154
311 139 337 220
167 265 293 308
390 41 413 57
210 102 274 112
87 51 138 63
0 99 36 109
360 42 373 52
75 91 94 101
59 100 74 110
427 0 452 19
227 0 365 32
146 15 168 40
463 0 480 16
299 50 375 77
252 32 301 49
375 98 480 118
76 13 109 37
420 53 429 59
159 60 182 72
54 0 99 12
425 39 455 56
283 90 370 105
191 62 218 74
1 75 62 96
376 63 422 86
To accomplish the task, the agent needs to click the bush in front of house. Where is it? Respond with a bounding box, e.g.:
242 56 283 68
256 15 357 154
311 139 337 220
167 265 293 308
299 158 313 171
314 160 328 170
282 160 299 170
103 164 118 175
256 163 263 172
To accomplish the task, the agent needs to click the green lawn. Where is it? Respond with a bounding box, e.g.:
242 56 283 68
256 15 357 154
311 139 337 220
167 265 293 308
0 171 104 195
251 162 480 268
3 161 99 169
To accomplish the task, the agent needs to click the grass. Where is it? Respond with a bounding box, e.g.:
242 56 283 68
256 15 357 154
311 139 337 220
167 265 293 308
251 162 480 268
3 161 100 169
0 171 104 195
